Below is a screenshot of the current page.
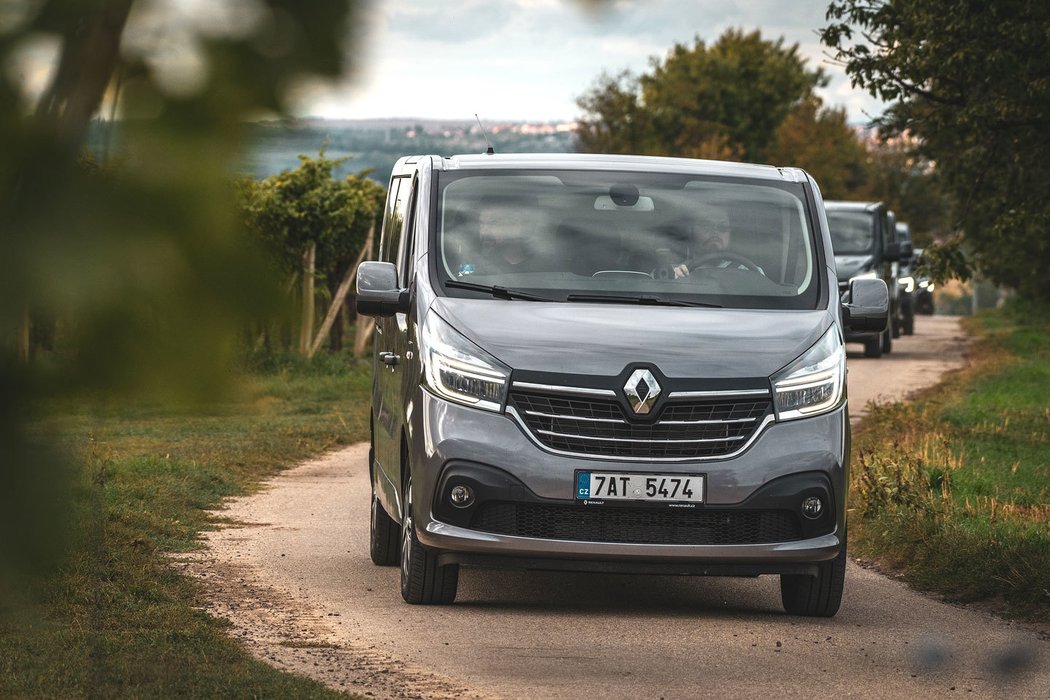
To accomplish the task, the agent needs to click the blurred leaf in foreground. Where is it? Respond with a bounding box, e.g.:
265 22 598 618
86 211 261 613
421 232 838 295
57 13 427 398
0 0 359 590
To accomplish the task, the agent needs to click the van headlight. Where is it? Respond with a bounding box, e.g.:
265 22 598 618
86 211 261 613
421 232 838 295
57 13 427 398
770 327 846 421
421 311 510 412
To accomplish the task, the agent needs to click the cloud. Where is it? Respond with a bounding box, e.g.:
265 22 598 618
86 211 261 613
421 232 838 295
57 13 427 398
385 1 518 44
301 0 886 123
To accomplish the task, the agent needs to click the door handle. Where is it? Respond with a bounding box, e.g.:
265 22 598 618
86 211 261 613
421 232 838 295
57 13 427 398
379 352 400 366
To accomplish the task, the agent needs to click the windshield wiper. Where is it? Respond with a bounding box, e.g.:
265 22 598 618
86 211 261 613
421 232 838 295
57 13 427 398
565 293 722 308
444 280 553 302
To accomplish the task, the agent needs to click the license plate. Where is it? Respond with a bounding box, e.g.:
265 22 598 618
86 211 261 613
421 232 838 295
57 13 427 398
575 471 704 504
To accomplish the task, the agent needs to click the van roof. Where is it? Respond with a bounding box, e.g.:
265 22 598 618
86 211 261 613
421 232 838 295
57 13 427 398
823 200 884 213
416 153 809 183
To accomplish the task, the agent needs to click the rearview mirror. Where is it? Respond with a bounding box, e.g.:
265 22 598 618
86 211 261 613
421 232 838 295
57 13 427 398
356 261 410 317
594 195 654 211
843 278 889 333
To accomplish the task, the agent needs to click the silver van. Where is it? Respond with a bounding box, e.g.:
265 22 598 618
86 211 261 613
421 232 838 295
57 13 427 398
357 154 888 617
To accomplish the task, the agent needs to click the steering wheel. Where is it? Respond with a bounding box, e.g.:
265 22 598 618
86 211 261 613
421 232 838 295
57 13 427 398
689 252 764 274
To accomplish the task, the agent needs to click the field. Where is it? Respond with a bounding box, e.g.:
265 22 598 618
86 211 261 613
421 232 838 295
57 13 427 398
0 354 372 698
850 307 1050 620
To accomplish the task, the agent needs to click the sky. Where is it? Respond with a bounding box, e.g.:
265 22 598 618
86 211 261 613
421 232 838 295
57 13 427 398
294 0 888 124
3 0 886 126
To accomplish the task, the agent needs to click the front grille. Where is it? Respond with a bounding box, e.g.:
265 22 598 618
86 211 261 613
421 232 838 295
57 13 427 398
471 502 802 545
508 389 771 459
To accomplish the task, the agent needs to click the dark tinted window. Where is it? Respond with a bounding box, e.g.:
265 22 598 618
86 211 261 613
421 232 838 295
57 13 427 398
826 210 875 255
380 176 416 286
379 177 405 263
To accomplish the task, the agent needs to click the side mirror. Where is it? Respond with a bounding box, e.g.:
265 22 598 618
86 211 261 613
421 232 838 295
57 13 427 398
843 278 889 333
883 242 902 263
356 261 410 317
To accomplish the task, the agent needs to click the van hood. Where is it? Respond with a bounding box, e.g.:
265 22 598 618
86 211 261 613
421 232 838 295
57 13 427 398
428 298 832 380
835 255 875 282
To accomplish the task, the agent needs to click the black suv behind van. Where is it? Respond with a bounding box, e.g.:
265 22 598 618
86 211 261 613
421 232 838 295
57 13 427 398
824 201 907 357
894 221 918 335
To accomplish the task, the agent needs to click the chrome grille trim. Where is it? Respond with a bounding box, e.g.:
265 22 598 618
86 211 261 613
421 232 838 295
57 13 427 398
511 381 617 398
524 410 626 424
536 429 747 445
513 382 769 401
660 416 757 426
668 388 770 399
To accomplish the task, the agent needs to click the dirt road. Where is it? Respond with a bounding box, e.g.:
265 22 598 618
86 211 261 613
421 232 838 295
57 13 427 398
187 315 1049 698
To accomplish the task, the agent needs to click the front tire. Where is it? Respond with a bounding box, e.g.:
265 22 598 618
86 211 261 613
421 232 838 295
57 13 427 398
400 474 459 605
780 547 847 617
863 335 882 358
901 298 915 336
880 327 892 354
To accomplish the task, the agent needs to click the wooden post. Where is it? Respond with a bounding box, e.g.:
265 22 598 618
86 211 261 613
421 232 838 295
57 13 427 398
308 222 376 358
353 317 375 359
309 256 359 358
353 220 379 358
17 307 30 364
299 242 315 355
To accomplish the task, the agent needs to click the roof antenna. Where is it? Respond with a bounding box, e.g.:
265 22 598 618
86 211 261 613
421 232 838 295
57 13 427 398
474 113 495 155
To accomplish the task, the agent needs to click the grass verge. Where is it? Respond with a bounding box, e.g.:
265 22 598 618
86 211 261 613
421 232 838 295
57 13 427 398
850 307 1050 621
0 354 372 698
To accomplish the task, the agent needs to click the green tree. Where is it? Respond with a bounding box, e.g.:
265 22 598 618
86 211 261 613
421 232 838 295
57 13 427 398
239 152 385 354
864 136 954 248
574 71 653 155
822 0 1050 302
576 29 827 163
770 96 870 199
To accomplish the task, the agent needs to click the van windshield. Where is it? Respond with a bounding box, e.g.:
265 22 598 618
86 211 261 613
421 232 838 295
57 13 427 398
434 169 820 310
826 210 875 255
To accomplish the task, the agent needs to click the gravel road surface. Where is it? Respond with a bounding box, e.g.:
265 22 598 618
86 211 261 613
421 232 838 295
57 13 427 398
184 315 1049 698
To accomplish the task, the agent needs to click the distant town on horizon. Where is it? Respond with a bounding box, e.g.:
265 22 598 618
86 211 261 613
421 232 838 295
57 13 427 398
89 115 878 187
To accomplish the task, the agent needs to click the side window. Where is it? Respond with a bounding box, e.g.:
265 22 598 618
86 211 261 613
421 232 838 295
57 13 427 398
879 211 895 249
396 178 419 287
379 176 409 264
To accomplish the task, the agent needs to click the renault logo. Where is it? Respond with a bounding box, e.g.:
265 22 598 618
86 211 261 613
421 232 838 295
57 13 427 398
624 368 661 415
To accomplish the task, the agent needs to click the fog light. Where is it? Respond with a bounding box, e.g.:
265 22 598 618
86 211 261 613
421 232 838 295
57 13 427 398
801 496 824 519
449 484 474 508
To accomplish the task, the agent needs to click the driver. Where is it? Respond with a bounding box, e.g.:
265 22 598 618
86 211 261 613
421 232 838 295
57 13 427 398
458 201 540 276
672 204 762 278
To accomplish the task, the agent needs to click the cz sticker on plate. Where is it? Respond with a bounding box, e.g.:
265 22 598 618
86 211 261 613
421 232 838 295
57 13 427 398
575 471 704 504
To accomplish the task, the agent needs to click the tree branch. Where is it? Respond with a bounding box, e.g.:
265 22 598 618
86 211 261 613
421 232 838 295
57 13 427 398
34 0 134 161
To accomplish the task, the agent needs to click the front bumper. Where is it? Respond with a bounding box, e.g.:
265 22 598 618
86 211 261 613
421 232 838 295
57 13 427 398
410 388 849 571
